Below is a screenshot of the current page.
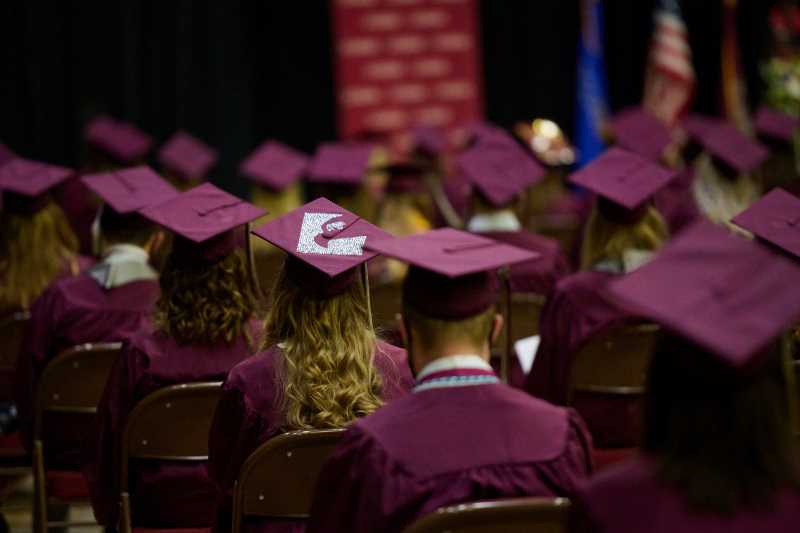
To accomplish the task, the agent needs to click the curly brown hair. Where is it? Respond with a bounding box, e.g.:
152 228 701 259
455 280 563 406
153 249 258 346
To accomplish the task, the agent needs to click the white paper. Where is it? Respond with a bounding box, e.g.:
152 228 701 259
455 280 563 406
515 335 540 375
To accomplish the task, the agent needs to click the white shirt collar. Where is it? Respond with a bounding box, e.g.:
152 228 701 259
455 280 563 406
416 354 493 381
88 244 158 289
466 210 522 233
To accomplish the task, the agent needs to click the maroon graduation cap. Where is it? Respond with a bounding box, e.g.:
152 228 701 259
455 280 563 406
139 183 265 261
240 140 309 191
754 106 799 145
158 131 218 183
0 143 15 166
252 197 392 297
307 143 374 186
366 228 539 320
468 121 519 149
82 166 178 214
457 144 546 207
732 188 800 259
606 221 800 367
0 158 74 214
568 147 677 211
411 125 447 157
610 107 673 162
694 120 770 173
84 115 153 164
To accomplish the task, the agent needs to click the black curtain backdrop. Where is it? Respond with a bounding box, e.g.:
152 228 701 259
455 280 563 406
0 0 776 195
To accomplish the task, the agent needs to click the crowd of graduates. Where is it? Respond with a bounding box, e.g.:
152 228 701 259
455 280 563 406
1 104 800 532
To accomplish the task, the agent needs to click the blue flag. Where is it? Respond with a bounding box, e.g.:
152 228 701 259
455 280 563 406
574 0 609 167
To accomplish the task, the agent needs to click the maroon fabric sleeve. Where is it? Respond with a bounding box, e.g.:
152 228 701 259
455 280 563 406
85 341 146 526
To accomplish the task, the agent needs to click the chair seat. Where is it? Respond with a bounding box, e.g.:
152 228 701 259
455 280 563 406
133 527 211 533
592 447 636 471
46 469 90 501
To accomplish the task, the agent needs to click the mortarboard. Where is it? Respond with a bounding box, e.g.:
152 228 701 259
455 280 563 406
240 140 309 191
468 121 519 149
610 107 673 162
411 125 447 157
0 143 15 166
568 147 677 215
252 197 391 297
754 106 799 145
81 166 178 215
691 120 769 173
307 143 374 186
732 188 800 258
605 221 800 367
366 228 539 320
158 131 218 182
139 183 265 262
84 115 153 164
457 144 546 207
0 158 73 214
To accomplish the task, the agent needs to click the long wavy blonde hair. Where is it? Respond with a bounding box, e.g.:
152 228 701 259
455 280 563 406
580 203 669 271
0 202 80 310
264 265 383 430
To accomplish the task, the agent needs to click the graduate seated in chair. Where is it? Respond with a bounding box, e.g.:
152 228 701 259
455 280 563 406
570 222 800 533
0 158 93 315
208 197 413 533
524 148 673 450
307 228 593 533
85 183 265 529
14 167 174 469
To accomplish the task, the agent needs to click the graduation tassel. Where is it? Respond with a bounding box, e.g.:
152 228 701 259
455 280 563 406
245 222 262 300
781 331 798 436
362 262 374 331
500 267 512 385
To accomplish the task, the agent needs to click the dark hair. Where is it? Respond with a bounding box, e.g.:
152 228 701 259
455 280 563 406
643 333 800 515
153 249 258 346
100 208 157 247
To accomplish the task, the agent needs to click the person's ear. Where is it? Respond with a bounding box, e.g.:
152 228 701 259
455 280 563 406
396 313 409 346
490 313 504 344
146 230 166 255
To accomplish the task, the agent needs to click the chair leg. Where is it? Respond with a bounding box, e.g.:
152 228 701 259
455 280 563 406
32 441 47 533
119 492 132 533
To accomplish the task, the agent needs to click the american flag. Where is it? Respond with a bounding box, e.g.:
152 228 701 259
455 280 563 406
642 0 695 126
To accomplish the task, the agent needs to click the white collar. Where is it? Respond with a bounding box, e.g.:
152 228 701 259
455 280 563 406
466 210 522 233
88 244 158 289
417 354 493 381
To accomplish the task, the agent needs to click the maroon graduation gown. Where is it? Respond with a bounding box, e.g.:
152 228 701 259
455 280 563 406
306 368 593 533
571 456 800 533
86 325 260 528
654 167 700 235
208 340 414 533
14 274 159 468
481 230 570 296
523 271 641 448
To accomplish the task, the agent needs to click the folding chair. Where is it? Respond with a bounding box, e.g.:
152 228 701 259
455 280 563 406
231 429 345 533
403 497 571 533
568 324 659 469
32 342 122 533
118 382 223 533
507 292 545 340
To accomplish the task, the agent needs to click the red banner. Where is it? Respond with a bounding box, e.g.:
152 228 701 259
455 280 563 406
331 0 483 152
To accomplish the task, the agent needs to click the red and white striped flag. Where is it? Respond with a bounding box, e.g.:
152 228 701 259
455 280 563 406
643 0 695 126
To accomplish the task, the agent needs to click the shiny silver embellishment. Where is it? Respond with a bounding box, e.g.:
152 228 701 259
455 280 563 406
297 212 366 256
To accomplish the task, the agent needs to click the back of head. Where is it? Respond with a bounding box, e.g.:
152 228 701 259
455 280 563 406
153 246 257 346
0 201 79 310
643 333 800 514
265 262 382 430
580 203 669 271
97 206 157 249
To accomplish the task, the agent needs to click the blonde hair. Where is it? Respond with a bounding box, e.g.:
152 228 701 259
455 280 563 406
580 203 669 271
264 266 383 430
0 202 80 310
